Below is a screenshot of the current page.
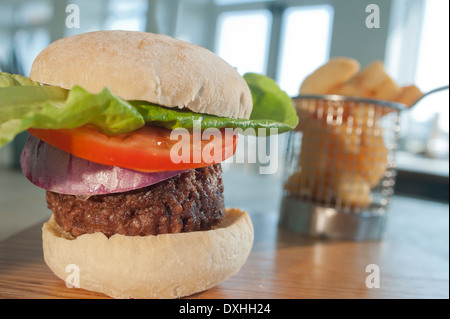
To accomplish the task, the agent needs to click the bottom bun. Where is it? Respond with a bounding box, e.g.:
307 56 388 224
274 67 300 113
42 208 254 299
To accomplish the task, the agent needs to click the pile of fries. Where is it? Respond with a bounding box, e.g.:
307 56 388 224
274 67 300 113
299 57 422 105
285 58 422 208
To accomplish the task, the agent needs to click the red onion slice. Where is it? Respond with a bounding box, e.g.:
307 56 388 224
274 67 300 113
20 135 185 196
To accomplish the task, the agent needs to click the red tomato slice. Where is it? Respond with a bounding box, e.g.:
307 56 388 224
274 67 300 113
27 126 238 172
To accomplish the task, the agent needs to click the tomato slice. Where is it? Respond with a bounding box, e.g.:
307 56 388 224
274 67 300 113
28 126 238 172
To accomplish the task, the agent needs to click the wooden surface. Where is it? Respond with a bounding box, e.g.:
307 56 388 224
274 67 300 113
0 195 448 299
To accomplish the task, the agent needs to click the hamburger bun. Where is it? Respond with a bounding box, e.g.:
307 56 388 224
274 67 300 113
42 208 254 299
29 30 253 119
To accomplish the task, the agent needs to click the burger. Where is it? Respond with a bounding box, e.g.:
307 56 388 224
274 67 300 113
0 31 298 298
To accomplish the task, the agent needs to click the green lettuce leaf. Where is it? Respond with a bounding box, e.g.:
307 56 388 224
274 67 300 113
0 72 40 87
0 72 297 147
132 73 298 135
0 72 145 147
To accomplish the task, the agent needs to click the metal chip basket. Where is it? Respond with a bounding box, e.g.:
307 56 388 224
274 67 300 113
279 95 404 240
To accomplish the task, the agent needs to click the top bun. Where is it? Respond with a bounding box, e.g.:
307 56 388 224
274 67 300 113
30 30 253 119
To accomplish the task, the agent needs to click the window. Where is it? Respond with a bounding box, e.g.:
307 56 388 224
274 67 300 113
105 0 147 31
394 0 449 176
13 28 50 76
411 0 449 159
277 5 334 96
216 10 272 75
0 0 53 76
214 1 334 92
214 1 334 178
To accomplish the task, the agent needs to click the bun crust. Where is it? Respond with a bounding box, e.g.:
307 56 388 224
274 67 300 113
30 31 253 119
42 208 254 299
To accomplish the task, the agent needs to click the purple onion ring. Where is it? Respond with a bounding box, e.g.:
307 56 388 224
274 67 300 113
20 135 185 196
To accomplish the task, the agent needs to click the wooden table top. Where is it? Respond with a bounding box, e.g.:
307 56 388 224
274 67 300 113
0 195 448 299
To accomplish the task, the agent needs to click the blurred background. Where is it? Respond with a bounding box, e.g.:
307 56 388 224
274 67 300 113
0 0 448 214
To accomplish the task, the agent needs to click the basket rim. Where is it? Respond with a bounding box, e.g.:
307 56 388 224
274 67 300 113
291 94 407 111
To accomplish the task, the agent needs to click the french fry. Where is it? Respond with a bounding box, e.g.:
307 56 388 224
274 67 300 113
329 61 402 121
367 76 401 101
330 123 388 188
348 60 390 94
299 57 360 94
292 98 318 131
293 98 353 131
290 58 419 208
394 85 423 107
296 119 341 201
287 116 388 205
348 63 401 123
356 129 388 187
331 83 363 97
334 171 373 208
348 101 390 130
308 59 422 107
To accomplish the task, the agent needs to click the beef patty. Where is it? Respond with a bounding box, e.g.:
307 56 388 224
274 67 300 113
46 164 224 238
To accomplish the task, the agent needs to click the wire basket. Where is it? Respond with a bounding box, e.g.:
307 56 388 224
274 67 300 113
279 95 404 240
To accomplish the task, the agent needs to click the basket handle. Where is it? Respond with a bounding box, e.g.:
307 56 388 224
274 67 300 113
410 85 449 108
